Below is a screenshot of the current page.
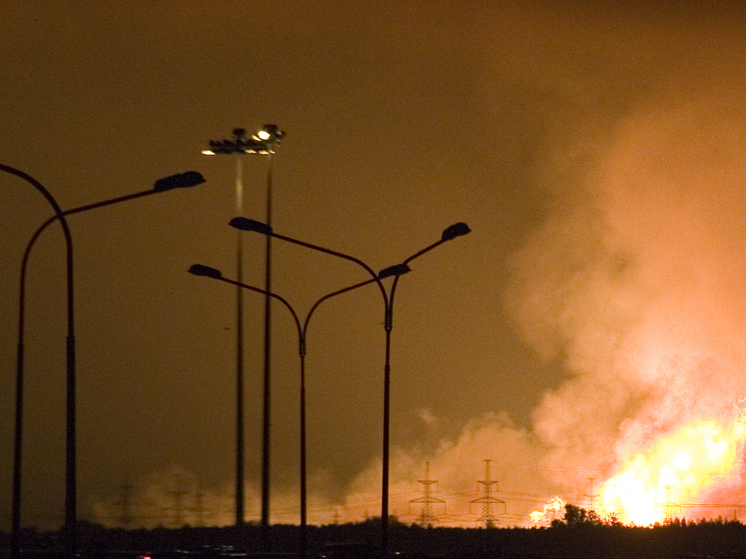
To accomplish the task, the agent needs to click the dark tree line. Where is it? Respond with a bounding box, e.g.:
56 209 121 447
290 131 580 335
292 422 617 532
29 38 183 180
3 505 746 559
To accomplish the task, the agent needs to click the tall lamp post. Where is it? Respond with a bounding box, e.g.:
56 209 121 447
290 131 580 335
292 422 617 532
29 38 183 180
188 264 391 559
228 217 471 559
3 164 72 559
3 164 205 559
202 125 283 526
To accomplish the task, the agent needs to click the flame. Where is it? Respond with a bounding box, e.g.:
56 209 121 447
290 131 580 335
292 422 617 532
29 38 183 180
530 496 565 523
600 415 746 525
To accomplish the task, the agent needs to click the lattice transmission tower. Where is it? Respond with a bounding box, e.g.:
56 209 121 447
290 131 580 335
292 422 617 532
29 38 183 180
193 489 211 527
661 485 682 524
165 474 191 527
585 477 599 513
410 462 445 526
115 478 136 529
470 459 505 528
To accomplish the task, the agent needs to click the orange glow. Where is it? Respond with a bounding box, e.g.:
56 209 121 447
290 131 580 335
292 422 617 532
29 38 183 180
530 496 565 523
600 415 746 525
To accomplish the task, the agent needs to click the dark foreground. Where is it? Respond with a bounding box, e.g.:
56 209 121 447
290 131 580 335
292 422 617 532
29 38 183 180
4 517 746 559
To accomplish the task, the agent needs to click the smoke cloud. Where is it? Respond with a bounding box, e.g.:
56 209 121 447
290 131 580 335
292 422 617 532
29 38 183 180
505 83 746 513
90 412 553 528
88 4 746 530
92 86 746 526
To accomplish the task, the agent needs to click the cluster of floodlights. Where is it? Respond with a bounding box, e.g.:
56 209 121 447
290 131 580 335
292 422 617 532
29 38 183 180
202 126 285 156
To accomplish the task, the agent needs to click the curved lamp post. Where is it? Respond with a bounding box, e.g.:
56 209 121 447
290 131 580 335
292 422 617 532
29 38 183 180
188 264 388 558
203 125 284 527
2 164 72 559
228 217 470 559
3 165 205 559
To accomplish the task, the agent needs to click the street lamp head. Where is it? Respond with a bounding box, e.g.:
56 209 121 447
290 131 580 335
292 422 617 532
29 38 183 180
441 222 471 241
154 171 206 192
229 217 273 235
378 263 411 279
188 264 223 279
253 124 285 144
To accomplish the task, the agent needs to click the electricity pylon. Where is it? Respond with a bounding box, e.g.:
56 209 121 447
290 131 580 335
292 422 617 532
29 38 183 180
410 462 445 526
585 477 599 513
115 478 136 529
470 459 505 528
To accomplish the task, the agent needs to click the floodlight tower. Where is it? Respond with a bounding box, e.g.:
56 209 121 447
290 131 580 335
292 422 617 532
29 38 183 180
202 126 283 526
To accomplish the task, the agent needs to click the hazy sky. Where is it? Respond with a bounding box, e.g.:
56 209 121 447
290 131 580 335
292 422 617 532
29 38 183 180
4 0 746 530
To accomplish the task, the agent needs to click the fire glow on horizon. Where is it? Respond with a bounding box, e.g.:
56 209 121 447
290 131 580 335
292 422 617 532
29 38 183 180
600 415 746 525
91 85 746 530
72 17 746 526
529 414 746 527
520 83 746 528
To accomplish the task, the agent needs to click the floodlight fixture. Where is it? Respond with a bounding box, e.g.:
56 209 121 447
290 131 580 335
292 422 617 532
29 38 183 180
253 124 285 144
202 128 272 156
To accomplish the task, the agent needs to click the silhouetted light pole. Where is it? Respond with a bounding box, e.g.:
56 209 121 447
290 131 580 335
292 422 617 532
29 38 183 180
3 164 205 559
228 217 471 559
189 264 382 559
202 125 283 526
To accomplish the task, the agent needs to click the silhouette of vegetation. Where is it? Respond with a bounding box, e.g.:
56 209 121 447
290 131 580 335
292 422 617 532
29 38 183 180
4 510 746 559
550 504 603 528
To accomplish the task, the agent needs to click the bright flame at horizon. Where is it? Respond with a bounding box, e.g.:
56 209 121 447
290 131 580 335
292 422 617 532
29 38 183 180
530 496 565 523
599 414 746 525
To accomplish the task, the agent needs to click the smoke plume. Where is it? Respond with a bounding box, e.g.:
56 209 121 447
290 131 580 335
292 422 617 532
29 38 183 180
505 83 746 512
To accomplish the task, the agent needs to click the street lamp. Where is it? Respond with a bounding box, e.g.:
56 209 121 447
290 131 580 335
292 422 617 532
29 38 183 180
3 164 72 559
3 164 205 559
202 126 283 527
188 264 385 558
228 217 470 559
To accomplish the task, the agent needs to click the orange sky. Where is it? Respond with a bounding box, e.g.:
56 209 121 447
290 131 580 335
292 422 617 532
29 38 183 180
4 0 746 530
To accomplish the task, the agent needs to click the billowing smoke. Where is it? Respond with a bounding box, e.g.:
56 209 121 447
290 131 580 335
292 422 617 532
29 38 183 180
90 84 746 530
89 412 553 528
89 6 746 529
504 83 746 516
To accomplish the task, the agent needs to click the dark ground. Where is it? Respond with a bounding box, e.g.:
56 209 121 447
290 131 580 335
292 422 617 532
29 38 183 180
4 515 746 559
